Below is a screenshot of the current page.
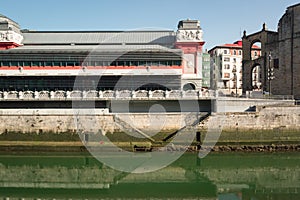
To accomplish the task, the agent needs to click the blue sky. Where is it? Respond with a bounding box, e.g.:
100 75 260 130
1 0 299 49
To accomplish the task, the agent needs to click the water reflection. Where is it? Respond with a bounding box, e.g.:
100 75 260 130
0 152 299 199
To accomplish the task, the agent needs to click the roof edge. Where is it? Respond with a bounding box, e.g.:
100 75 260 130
21 30 175 33
287 3 300 9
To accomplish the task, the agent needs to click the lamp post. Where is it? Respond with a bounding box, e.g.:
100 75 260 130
267 52 275 95
232 67 237 96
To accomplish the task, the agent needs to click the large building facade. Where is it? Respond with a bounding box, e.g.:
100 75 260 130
242 3 300 99
0 15 205 92
209 41 260 95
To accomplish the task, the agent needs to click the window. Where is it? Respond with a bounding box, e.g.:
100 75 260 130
224 73 230 78
233 58 236 63
10 61 19 66
2 61 10 66
239 50 242 55
273 58 279 69
224 50 228 54
32 62 40 67
203 57 210 62
224 57 230 62
233 50 237 55
53 62 61 66
203 65 210 70
175 60 182 66
66 61 75 66
44 62 51 67
103 61 110 66
24 62 31 67
224 64 230 69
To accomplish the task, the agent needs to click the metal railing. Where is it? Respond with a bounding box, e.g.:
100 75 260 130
246 91 294 100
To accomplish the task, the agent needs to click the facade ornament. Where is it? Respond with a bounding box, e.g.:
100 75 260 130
176 29 203 42
243 30 247 38
0 32 4 40
0 30 23 44
262 23 268 31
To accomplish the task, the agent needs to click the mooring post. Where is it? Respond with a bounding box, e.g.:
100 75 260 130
196 131 201 150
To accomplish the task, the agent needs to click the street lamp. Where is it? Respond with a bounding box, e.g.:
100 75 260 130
267 52 275 94
232 67 237 96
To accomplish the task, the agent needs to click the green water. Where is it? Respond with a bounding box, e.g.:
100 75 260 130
0 152 299 199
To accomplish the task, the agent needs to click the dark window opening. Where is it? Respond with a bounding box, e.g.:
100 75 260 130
183 83 196 91
273 58 279 69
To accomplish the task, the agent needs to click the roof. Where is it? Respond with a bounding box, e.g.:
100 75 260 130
3 44 182 54
223 43 243 48
287 2 300 9
1 14 178 52
2 30 179 53
208 40 260 52
0 13 20 27
21 31 176 45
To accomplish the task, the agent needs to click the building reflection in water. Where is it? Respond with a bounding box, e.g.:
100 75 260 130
0 152 299 199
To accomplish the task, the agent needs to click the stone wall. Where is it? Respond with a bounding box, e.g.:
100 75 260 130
214 97 294 112
0 106 300 144
201 106 300 144
242 3 300 98
277 4 300 97
0 109 189 135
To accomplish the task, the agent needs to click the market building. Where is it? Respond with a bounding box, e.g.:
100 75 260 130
0 15 205 92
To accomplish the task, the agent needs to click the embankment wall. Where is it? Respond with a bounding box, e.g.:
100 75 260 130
0 107 299 144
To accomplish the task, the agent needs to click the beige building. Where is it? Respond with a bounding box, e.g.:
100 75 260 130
209 41 260 96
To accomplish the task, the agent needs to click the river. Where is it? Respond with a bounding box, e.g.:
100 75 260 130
0 152 299 199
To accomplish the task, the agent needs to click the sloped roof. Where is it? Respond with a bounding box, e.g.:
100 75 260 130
21 31 176 45
3 44 182 54
208 40 261 52
0 13 20 27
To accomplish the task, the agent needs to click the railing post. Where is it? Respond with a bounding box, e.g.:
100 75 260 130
34 91 39 99
149 90 153 98
50 91 55 99
3 91 7 99
82 90 87 99
198 90 202 98
165 90 170 98
18 91 23 100
99 91 103 98
115 90 119 98
132 90 136 98
66 91 71 99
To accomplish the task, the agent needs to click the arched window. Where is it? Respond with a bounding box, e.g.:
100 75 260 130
183 83 196 90
252 65 262 90
251 42 261 60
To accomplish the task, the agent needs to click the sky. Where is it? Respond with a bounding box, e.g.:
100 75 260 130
1 0 300 50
